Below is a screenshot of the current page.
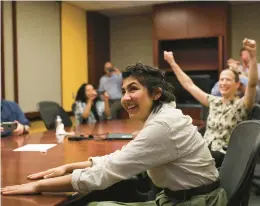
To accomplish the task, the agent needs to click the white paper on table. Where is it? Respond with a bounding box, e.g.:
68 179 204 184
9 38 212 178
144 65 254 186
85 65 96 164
13 144 57 152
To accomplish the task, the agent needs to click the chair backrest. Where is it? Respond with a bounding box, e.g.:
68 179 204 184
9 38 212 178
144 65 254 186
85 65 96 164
248 104 260 120
37 101 72 130
71 102 76 114
219 120 260 205
201 105 209 121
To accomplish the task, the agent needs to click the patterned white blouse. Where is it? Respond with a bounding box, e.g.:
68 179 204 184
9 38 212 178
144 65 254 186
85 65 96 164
74 101 107 125
204 95 249 152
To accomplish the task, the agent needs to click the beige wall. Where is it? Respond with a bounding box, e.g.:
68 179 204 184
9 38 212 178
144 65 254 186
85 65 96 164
230 3 260 61
16 1 61 112
110 14 153 70
3 1 15 101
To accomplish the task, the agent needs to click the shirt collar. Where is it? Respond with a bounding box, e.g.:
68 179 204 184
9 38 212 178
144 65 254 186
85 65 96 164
144 101 176 125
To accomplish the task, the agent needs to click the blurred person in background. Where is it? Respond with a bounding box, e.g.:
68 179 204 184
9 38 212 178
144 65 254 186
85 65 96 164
98 61 123 119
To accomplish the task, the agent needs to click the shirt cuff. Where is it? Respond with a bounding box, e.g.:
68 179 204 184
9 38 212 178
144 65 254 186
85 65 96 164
71 169 90 194
88 156 104 166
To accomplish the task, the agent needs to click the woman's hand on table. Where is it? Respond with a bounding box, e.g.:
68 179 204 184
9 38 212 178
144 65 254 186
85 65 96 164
27 165 67 180
1 182 40 195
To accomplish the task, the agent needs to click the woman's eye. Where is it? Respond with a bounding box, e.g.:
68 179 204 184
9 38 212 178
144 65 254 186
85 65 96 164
129 87 138 92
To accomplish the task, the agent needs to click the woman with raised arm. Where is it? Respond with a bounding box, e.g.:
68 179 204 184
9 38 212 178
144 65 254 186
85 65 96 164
164 38 258 167
1 64 227 205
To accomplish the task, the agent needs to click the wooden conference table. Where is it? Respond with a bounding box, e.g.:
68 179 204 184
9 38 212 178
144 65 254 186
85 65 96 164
1 119 204 206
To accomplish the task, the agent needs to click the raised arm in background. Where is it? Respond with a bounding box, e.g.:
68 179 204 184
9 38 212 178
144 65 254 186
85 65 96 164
242 38 258 110
103 92 112 119
164 51 209 107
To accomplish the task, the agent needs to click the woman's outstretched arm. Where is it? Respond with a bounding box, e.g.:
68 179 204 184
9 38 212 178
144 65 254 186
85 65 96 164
27 160 92 180
103 92 112 119
164 51 209 107
1 174 73 195
242 38 258 110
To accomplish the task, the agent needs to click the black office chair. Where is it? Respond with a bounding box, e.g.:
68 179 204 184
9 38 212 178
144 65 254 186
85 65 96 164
219 120 260 206
248 104 260 121
247 104 260 194
71 102 76 114
37 101 73 130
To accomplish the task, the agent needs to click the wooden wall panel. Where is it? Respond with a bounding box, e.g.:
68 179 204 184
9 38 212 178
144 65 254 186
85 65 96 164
87 12 110 88
187 3 228 38
153 4 188 40
153 2 229 40
153 2 229 72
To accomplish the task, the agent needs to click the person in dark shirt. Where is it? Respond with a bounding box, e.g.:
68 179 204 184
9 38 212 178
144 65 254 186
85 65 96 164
1 100 30 137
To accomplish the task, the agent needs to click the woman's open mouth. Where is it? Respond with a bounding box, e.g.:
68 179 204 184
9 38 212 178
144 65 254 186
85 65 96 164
127 104 138 113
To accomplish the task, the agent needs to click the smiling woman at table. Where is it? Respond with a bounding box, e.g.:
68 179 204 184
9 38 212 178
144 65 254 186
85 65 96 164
1 64 227 205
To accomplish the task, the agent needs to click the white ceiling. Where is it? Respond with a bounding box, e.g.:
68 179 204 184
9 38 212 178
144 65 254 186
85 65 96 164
67 1 258 17
67 1 170 11
67 1 172 17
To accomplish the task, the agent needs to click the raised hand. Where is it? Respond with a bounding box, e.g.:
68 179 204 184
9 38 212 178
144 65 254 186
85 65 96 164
227 58 240 65
27 165 67 180
164 51 176 66
227 58 240 70
114 67 121 74
243 38 257 60
1 182 39 195
89 92 98 101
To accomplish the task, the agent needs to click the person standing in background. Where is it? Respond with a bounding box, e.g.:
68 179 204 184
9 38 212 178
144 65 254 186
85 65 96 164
98 61 123 119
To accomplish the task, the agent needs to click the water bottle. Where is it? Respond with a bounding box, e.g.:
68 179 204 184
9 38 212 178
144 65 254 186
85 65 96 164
56 115 64 134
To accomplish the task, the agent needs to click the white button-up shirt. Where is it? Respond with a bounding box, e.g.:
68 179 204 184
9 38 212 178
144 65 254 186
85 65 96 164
72 102 218 194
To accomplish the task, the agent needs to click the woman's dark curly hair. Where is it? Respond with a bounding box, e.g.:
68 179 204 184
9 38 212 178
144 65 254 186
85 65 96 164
75 83 100 122
75 83 89 102
122 63 176 112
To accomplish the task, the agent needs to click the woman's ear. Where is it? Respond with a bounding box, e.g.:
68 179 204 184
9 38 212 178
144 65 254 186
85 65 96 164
153 88 162 100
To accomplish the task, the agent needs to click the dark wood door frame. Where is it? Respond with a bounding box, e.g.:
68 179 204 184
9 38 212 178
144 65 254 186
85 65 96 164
12 1 18 103
1 1 5 99
86 12 110 88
